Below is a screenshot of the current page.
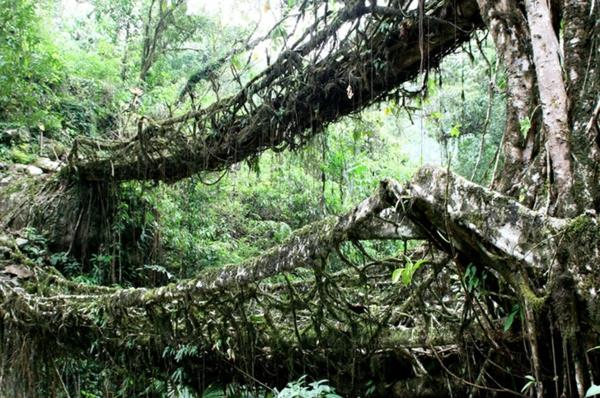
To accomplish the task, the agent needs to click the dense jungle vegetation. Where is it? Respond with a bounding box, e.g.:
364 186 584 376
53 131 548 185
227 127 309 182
0 0 598 397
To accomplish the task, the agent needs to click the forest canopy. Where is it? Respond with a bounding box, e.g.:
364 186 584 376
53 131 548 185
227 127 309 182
0 0 598 397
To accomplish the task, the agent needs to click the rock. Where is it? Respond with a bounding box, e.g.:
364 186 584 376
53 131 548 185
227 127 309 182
0 176 11 185
0 162 8 170
2 264 33 279
0 127 30 145
25 165 44 176
15 238 28 247
12 164 27 173
40 137 68 159
35 157 61 172
14 164 43 176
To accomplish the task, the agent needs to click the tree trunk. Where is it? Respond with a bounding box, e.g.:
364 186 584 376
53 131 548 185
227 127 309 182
524 0 576 216
476 0 539 196
563 0 600 211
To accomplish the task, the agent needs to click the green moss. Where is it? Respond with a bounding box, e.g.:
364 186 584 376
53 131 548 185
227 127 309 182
519 281 546 312
566 214 599 237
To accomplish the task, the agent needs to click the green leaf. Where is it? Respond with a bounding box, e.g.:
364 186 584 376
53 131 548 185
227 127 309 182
402 268 412 286
393 259 427 286
429 111 442 120
519 117 531 140
403 259 423 286
270 25 287 41
449 123 461 138
586 385 600 397
391 268 404 284
521 375 536 393
412 259 427 272
503 304 520 332
201 385 226 398
250 314 266 323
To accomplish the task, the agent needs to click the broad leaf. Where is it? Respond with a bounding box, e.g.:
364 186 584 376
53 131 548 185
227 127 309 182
586 385 600 397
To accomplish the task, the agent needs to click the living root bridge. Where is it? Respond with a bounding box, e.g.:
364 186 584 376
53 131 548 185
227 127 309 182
1 166 599 396
69 0 483 183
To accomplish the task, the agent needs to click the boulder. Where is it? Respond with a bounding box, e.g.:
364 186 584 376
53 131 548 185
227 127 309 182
35 157 61 172
13 164 44 176
15 238 28 247
26 165 44 176
0 127 30 145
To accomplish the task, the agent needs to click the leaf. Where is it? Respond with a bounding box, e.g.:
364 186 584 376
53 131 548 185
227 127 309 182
391 268 404 284
349 164 367 177
412 259 427 272
587 345 600 353
250 314 266 323
449 124 461 138
586 385 600 397
521 375 536 393
429 111 442 120
402 268 412 286
519 117 531 140
503 304 520 332
270 25 287 40
401 258 427 286
201 385 226 398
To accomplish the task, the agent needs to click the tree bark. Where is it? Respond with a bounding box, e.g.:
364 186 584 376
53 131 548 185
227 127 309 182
524 0 576 216
476 0 539 195
563 0 600 211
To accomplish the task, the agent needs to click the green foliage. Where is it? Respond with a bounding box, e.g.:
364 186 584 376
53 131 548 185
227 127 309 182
275 376 342 398
421 35 505 183
519 116 531 140
0 3 522 397
201 385 227 398
9 144 36 164
163 344 199 363
503 304 521 332
155 114 416 279
449 123 462 138
392 258 427 286
0 0 64 129
464 263 488 294
521 375 536 394
90 253 113 282
19 227 48 266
